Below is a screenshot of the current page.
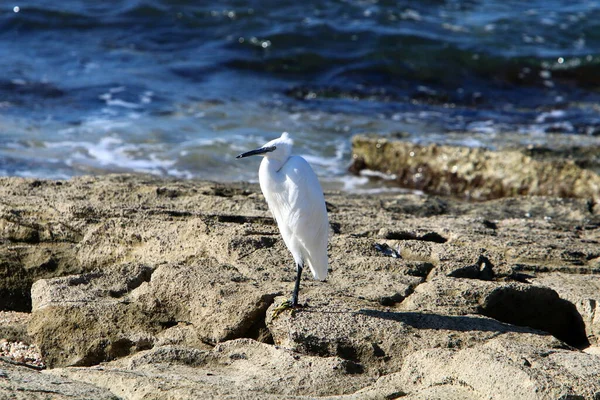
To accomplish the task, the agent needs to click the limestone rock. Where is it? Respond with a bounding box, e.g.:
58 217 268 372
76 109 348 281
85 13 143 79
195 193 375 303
0 358 117 399
532 273 600 345
266 294 545 376
29 261 280 367
350 135 600 200
45 339 373 399
0 311 30 343
393 337 600 399
0 174 597 399
400 276 589 348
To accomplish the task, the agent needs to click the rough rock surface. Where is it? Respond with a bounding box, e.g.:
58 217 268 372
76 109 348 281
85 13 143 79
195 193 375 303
532 273 600 345
0 173 598 399
375 336 599 399
46 339 371 399
0 358 117 399
349 134 600 200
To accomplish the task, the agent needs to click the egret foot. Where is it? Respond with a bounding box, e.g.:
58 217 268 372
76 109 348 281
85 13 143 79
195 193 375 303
272 299 305 319
272 263 305 319
272 300 294 319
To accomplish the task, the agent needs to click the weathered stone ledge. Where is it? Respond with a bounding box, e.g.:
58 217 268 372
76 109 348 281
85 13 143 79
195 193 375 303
350 134 600 201
0 174 598 399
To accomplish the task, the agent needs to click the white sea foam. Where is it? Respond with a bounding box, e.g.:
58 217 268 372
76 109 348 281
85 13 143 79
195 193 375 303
360 169 397 180
80 117 132 131
109 86 126 94
98 86 144 110
453 137 485 147
467 120 497 134
340 174 369 191
166 168 194 179
535 109 566 123
301 153 340 169
334 174 413 194
44 136 184 177
350 186 416 195
0 169 70 180
106 99 141 109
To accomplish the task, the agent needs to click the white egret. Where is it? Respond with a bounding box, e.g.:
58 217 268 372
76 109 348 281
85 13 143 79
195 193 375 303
236 132 328 312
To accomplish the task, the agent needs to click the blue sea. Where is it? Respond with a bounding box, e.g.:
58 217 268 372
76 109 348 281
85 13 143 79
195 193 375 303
1 0 600 190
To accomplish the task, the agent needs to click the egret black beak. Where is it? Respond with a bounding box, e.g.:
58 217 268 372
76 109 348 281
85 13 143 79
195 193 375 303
236 145 276 159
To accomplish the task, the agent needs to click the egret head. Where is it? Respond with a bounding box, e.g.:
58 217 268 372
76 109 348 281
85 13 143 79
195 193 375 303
236 132 293 162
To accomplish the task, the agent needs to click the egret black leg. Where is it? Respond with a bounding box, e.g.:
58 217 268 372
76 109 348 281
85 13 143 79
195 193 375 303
290 263 303 307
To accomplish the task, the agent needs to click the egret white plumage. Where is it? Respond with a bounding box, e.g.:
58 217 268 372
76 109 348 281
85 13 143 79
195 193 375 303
236 132 328 311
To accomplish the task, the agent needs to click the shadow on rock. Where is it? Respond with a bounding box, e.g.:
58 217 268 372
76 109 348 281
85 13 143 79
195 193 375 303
358 309 543 335
479 285 589 348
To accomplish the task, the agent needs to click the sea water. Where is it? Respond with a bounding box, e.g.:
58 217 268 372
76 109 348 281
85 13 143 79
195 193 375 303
1 1 599 190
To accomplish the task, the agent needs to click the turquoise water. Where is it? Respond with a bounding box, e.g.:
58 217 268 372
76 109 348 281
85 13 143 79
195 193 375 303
1 1 600 189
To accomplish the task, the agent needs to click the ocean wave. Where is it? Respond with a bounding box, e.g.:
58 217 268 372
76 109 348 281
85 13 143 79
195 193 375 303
2 0 600 191
44 136 180 176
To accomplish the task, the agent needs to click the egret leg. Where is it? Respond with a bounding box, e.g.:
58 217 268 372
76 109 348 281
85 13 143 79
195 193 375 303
272 263 303 319
290 263 303 307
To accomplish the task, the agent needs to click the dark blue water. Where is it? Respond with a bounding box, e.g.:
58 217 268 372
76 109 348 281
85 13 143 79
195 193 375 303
1 1 600 190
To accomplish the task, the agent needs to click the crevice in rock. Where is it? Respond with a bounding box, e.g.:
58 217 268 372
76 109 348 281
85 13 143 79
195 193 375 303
158 319 178 329
155 187 180 198
1 249 88 312
379 274 427 306
299 334 336 357
482 219 498 229
330 222 341 234
73 336 154 367
379 292 406 307
336 343 359 363
245 316 275 345
512 263 600 275
449 255 494 280
1 215 42 244
0 356 45 371
339 359 365 375
295 334 366 373
214 215 275 226
375 266 432 307
325 202 338 213
107 264 155 298
232 293 278 345
66 272 104 286
405 262 435 278
382 391 407 400
507 271 535 283
0 289 31 312
371 342 386 358
587 199 595 215
479 285 589 348
108 338 135 359
383 230 447 243
202 186 252 197
230 236 278 261
419 232 448 243
147 209 193 218
72 340 109 367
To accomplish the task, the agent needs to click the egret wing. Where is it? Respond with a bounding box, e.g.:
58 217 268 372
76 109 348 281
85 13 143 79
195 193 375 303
277 156 329 280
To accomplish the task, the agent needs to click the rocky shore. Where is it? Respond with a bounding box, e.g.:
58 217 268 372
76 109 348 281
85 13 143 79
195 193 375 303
1 139 600 398
350 135 600 201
